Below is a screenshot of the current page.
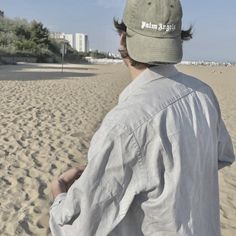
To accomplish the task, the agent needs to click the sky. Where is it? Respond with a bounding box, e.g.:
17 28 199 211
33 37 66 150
1 0 236 62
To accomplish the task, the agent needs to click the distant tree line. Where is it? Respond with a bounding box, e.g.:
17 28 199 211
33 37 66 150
0 16 120 63
0 17 82 63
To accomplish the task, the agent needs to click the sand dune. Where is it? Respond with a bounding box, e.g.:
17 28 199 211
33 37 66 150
0 63 235 235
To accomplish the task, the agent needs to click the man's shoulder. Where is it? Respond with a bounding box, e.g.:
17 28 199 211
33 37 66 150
172 71 212 93
101 102 144 135
100 71 217 138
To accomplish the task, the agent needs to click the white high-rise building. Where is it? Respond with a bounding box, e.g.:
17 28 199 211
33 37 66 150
74 33 89 53
50 32 89 52
64 34 73 48
50 32 74 48
50 32 65 39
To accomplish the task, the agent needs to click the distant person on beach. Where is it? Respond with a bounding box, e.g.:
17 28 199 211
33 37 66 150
49 0 235 235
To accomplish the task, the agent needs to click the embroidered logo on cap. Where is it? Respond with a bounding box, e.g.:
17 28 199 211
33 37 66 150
141 21 176 32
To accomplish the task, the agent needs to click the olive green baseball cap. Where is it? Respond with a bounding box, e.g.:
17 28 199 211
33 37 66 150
123 0 183 64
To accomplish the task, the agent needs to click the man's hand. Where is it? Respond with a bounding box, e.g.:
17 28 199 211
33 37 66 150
51 165 86 200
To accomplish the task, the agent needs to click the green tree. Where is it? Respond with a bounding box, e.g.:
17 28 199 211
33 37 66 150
14 24 31 40
0 17 83 63
30 20 50 46
0 18 15 33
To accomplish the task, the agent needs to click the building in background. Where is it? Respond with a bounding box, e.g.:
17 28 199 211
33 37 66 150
64 34 73 48
50 32 74 48
0 10 4 18
74 33 89 53
50 32 65 40
50 32 89 52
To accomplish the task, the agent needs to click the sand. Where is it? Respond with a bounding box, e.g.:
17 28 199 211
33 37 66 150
0 63 235 236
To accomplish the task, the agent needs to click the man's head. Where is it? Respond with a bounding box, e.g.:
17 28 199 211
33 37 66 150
115 0 192 67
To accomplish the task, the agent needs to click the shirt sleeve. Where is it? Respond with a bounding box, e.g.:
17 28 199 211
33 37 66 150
49 123 145 236
218 119 235 169
209 89 235 169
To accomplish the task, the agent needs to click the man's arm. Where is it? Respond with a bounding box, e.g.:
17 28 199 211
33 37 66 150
51 166 86 200
210 89 235 169
218 119 235 169
49 125 145 236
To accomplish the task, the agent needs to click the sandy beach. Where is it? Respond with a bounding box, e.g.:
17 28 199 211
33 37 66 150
0 63 235 236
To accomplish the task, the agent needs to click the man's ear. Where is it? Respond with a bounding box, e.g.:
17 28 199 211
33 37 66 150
120 32 127 48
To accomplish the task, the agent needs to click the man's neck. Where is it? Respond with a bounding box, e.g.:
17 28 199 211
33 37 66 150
128 63 147 80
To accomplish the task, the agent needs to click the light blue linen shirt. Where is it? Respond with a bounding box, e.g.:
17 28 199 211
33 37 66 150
49 65 235 236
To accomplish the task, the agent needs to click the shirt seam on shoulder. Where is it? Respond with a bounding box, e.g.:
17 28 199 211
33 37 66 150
131 131 148 191
102 83 211 144
126 84 209 135
102 86 203 138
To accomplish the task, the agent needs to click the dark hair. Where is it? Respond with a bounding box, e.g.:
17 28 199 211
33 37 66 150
114 18 193 67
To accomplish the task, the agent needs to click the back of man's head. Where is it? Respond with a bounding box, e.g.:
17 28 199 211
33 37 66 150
121 0 185 65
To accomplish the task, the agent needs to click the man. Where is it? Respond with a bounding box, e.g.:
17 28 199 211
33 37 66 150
50 0 235 235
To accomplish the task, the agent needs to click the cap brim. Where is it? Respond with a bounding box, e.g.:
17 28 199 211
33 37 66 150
126 28 183 64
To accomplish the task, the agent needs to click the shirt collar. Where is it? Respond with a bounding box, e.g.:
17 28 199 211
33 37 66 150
119 65 179 104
